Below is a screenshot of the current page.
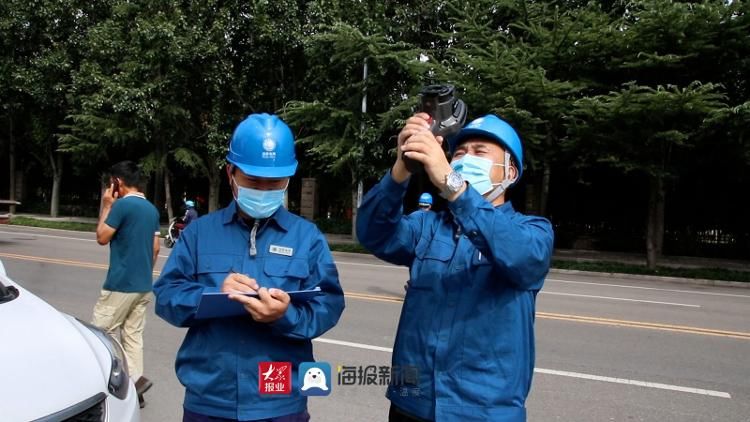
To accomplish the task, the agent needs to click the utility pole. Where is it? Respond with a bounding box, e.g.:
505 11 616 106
352 58 368 242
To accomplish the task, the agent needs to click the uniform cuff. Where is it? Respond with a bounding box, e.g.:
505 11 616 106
382 170 410 192
270 303 300 332
447 187 486 235
447 185 477 218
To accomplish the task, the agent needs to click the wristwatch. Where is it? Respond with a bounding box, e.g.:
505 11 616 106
440 170 464 198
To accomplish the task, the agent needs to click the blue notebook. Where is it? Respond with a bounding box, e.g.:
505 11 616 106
195 287 323 319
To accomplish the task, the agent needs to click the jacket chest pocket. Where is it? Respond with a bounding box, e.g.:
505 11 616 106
262 257 309 291
410 237 454 290
196 255 241 288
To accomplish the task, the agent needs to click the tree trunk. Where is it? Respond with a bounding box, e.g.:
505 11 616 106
655 178 665 257
646 175 665 269
540 159 551 217
351 183 361 243
164 170 174 222
8 118 16 215
208 167 221 212
349 164 363 242
153 165 164 213
49 151 63 217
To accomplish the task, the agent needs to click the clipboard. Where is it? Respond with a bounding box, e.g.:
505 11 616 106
194 287 323 319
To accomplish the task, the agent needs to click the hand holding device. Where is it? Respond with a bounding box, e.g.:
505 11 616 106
402 85 467 173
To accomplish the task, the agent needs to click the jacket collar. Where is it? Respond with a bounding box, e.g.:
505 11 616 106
221 200 292 232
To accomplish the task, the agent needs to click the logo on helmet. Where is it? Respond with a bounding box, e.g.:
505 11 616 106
262 137 277 159
467 117 484 128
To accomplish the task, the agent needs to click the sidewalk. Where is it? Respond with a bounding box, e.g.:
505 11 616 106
10 213 750 272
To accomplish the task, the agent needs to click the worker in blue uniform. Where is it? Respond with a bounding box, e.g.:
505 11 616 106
417 192 433 211
357 113 554 422
154 113 345 422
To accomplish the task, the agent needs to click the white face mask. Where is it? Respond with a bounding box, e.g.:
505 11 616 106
232 177 287 219
451 154 502 195
450 152 516 202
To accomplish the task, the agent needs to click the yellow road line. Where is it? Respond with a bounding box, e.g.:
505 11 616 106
345 293 750 340
345 291 405 304
537 312 750 340
0 252 161 276
3 251 748 340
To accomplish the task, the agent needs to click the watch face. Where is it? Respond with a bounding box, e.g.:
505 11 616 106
447 171 464 192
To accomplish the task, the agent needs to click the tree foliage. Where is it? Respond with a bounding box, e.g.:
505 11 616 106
2 0 749 260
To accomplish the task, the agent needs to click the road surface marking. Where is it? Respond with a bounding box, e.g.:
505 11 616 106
4 227 747 298
540 291 700 307
2 252 747 340
344 291 749 339
345 291 405 304
0 252 161 276
313 338 732 399
335 260 405 270
533 368 731 398
548 278 750 299
537 312 750 340
314 337 393 353
0 229 96 242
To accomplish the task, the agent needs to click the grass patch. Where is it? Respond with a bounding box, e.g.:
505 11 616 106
9 216 97 232
329 243 371 254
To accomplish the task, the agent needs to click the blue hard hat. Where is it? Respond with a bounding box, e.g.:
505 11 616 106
185 200 195 207
418 192 433 206
227 113 298 178
449 114 524 183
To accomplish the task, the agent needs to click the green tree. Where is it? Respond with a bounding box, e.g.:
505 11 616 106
571 82 726 268
1 0 108 216
282 20 429 239
61 0 190 218
63 0 310 214
440 0 604 215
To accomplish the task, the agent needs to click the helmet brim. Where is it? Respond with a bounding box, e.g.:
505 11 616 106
230 159 298 178
450 128 507 154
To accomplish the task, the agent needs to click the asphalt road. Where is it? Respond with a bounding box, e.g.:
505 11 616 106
0 225 748 422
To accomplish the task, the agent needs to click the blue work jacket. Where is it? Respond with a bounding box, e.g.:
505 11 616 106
356 172 554 422
154 202 345 420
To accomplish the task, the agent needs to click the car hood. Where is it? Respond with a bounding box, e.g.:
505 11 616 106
0 276 108 421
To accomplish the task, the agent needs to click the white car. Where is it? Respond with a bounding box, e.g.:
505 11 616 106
0 259 140 422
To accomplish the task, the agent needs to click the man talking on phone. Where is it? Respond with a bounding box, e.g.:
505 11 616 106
357 113 554 421
92 160 161 408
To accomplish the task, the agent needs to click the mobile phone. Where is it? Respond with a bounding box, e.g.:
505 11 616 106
111 177 120 199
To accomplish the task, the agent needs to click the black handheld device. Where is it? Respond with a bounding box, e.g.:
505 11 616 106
402 85 468 173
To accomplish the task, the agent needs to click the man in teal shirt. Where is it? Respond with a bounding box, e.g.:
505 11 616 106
93 160 161 408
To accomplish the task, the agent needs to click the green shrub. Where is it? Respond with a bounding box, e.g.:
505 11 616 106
314 218 351 235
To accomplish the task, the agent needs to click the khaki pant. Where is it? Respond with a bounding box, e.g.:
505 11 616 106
91 289 152 381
